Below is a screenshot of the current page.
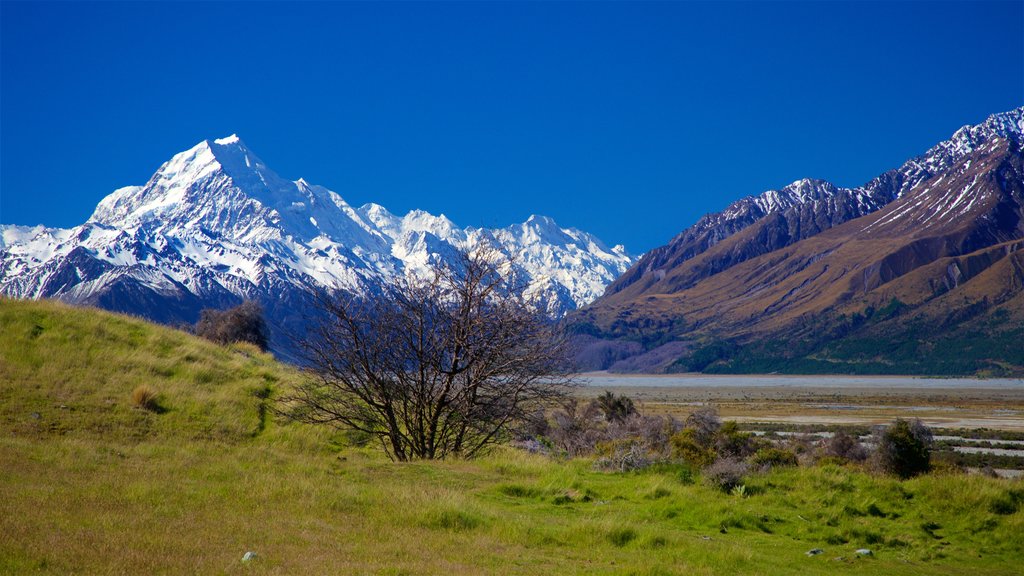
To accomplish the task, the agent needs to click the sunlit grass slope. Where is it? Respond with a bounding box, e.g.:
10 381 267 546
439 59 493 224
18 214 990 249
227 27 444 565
0 297 294 442
1 298 1022 575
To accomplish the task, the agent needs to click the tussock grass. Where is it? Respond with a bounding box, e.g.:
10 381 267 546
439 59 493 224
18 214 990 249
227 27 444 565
1 298 1022 574
130 385 161 412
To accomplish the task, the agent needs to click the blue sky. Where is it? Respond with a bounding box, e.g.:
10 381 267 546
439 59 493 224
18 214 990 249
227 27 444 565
1 1 1021 253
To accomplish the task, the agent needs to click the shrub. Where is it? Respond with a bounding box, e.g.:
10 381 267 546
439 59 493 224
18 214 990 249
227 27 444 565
824 431 868 462
704 458 749 492
715 420 764 458
607 413 680 455
547 400 606 456
131 385 161 412
873 419 933 478
670 429 716 468
547 398 679 463
595 391 636 423
594 439 651 472
195 301 269 350
684 407 721 448
750 447 799 470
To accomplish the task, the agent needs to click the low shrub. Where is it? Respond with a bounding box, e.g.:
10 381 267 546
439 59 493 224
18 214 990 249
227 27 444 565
595 391 636 423
546 400 605 456
594 439 651 472
670 429 716 468
824 431 868 462
684 407 721 447
704 458 749 492
716 420 765 458
750 447 799 470
873 419 932 478
195 301 269 350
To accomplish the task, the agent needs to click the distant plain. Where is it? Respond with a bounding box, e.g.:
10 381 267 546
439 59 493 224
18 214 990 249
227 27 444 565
580 373 1024 431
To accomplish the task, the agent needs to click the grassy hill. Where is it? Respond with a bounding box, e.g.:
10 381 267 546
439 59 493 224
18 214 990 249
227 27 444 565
0 297 295 442
1 298 1022 575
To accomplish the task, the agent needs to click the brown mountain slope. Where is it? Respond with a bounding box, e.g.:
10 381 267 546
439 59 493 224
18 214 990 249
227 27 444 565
606 107 1024 301
575 137 1024 375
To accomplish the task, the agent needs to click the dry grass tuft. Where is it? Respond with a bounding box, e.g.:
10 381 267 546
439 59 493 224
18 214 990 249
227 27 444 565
131 385 161 412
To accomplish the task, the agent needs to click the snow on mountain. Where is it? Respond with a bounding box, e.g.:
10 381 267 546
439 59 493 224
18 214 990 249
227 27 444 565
605 107 1024 297
1 136 635 336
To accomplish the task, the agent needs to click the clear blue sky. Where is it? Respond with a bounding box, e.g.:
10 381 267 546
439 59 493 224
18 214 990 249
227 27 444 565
2 1 1022 252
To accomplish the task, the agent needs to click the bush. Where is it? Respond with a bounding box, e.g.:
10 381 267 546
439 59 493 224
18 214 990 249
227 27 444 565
131 385 161 412
873 419 932 478
595 391 636 423
715 421 764 458
547 396 679 463
684 406 721 448
594 439 651 472
547 400 606 456
670 429 716 468
195 301 269 350
824 431 868 462
750 447 799 470
704 458 749 492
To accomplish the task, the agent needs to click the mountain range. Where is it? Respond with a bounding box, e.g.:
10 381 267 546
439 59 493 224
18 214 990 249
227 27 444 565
0 135 634 355
5 108 1023 375
574 107 1024 376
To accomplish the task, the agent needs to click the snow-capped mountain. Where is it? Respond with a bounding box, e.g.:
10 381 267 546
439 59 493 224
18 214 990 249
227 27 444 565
578 107 1024 375
606 107 1024 297
1 135 634 352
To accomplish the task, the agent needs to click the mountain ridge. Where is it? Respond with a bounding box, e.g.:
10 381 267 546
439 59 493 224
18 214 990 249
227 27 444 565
1 136 636 354
606 107 1024 300
577 107 1024 375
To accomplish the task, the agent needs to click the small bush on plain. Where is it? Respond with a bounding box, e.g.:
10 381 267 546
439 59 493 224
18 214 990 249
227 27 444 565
684 406 721 448
873 419 932 478
595 391 636 423
594 439 651 472
704 458 749 492
750 447 799 470
715 420 765 458
670 429 716 468
824 430 868 462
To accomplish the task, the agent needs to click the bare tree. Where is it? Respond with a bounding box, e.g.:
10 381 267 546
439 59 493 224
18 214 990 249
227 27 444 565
282 248 576 461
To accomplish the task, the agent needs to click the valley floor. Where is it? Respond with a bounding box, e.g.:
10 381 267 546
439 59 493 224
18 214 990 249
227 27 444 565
579 372 1024 431
2 301 1021 574
2 432 1023 575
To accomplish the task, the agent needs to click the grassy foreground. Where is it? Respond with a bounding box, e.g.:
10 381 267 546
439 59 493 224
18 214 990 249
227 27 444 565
2 299 1022 575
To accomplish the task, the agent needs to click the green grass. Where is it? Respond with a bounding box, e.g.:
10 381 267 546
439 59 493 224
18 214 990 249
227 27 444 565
0 297 293 443
2 298 1023 574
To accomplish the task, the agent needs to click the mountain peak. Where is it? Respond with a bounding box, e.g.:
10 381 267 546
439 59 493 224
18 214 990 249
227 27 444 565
87 135 292 233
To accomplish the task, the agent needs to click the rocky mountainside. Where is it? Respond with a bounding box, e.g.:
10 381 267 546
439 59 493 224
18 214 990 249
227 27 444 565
577 107 1024 375
1 136 634 355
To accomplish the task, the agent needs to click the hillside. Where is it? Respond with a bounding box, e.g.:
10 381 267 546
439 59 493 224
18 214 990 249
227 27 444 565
575 108 1024 375
1 299 1023 574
